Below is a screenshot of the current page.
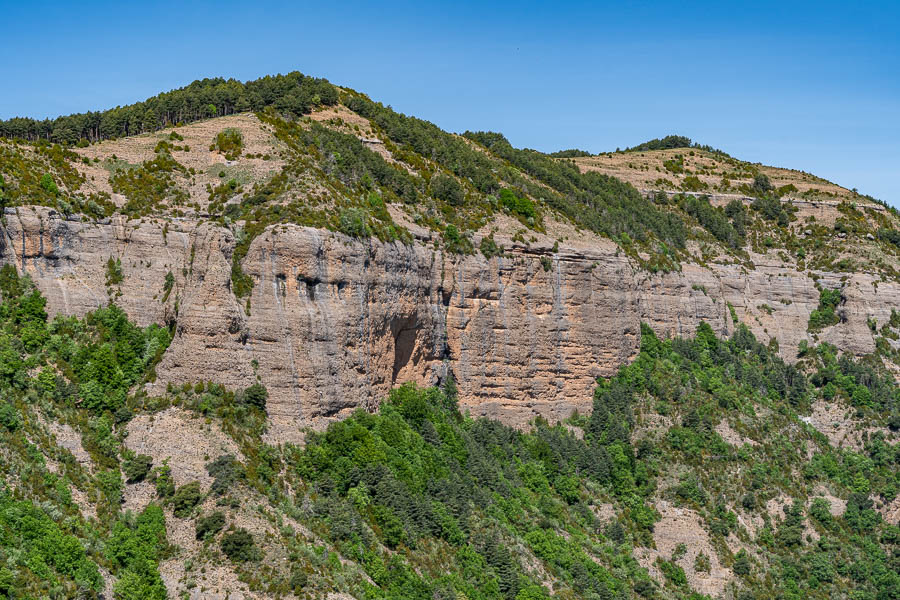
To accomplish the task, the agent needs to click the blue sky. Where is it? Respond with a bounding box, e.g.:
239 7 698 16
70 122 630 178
1 0 898 203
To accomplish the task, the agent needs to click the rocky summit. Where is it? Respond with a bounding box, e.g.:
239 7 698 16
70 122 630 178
0 74 898 600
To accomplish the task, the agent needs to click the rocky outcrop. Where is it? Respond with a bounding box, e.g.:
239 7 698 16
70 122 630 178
3 206 897 441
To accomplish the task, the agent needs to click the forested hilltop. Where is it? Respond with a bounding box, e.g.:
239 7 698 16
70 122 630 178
1 71 899 281
0 74 338 143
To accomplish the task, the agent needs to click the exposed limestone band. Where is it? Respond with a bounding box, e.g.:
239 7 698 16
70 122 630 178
2 205 896 442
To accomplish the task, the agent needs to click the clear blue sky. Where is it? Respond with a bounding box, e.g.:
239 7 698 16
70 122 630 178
1 0 898 203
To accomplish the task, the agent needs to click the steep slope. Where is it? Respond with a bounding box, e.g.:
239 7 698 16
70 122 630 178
0 268 897 599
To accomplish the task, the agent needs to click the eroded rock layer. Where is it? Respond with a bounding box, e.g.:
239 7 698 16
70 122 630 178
2 206 896 440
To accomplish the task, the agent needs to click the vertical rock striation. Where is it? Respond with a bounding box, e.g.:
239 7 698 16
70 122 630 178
3 206 898 441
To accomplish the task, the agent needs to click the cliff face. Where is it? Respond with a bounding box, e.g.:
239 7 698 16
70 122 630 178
3 206 896 441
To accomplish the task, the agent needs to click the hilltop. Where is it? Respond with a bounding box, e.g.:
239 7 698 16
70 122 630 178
2 76 897 283
0 72 899 600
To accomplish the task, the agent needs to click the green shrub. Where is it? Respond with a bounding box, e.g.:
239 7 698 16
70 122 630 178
809 497 833 527
808 287 842 332
40 173 59 195
106 256 123 286
733 550 751 576
751 194 790 225
443 224 472 254
430 173 464 206
212 128 243 160
657 558 687 587
171 481 203 517
0 403 19 431
124 454 153 483
499 188 536 221
752 173 772 196
682 175 707 191
338 207 370 238
162 271 174 302
221 528 259 562
694 552 711 573
196 512 226 540
877 228 900 248
663 156 684 174
150 462 175 499
240 383 267 410
479 235 501 258
206 454 244 495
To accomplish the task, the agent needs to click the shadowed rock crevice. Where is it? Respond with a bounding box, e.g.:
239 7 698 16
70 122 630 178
298 274 319 301
391 315 419 384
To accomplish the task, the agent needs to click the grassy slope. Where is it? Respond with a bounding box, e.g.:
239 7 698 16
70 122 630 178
2 81 900 288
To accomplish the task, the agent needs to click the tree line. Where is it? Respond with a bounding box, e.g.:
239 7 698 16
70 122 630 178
0 72 338 145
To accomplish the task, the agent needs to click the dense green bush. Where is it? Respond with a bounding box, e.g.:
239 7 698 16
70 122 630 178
221 528 259 562
751 194 791 226
150 462 175 499
171 481 203 517
338 207 371 238
206 454 244 495
443 223 472 254
752 173 773 196
877 227 900 248
240 383 268 410
808 287 842 332
430 173 464 206
681 175 707 191
499 188 537 222
196 512 226 540
479 234 501 258
0 403 19 430
123 454 153 483
39 173 58 195
212 127 243 160
105 256 123 286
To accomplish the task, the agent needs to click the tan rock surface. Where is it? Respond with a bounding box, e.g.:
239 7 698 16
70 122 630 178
125 407 240 487
4 205 899 440
633 501 732 598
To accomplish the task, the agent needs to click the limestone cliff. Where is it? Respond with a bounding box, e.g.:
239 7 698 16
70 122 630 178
2 205 896 441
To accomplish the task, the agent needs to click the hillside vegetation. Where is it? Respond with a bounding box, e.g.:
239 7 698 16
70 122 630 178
1 71 898 283
2 72 900 599
0 266 898 599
